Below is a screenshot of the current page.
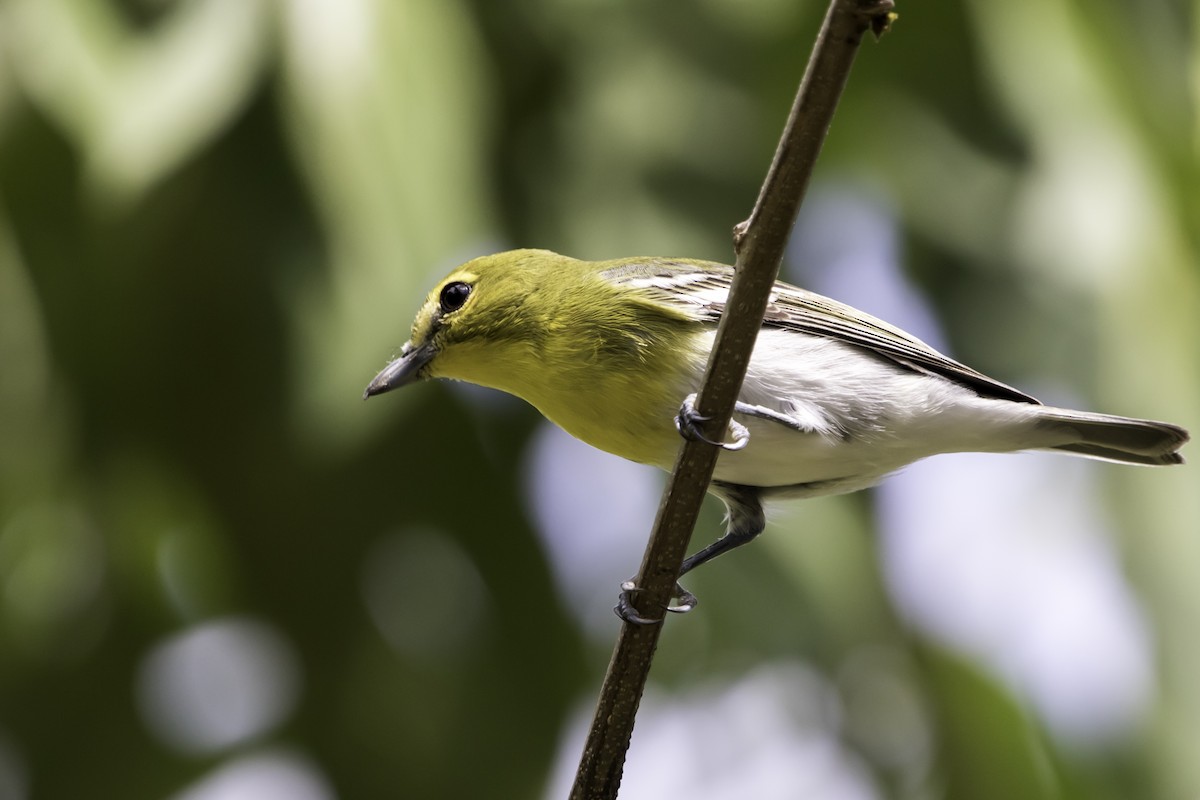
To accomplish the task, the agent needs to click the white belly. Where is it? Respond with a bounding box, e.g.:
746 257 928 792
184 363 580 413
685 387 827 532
705 329 1044 491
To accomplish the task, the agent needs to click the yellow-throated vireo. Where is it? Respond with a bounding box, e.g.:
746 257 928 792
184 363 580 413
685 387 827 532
365 249 1190 621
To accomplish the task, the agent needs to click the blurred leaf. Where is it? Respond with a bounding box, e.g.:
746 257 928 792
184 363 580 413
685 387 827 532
4 0 271 206
924 646 1064 800
277 0 497 452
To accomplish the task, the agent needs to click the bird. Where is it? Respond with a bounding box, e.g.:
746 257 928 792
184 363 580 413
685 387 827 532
364 249 1189 621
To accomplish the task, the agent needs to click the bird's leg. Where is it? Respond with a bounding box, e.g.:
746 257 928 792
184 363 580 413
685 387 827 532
614 484 765 625
679 484 766 577
675 393 750 451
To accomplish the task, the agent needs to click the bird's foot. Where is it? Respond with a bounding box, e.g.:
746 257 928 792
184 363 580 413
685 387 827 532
675 393 750 451
614 580 699 625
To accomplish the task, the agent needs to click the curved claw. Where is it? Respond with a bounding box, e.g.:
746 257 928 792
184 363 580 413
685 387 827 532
675 393 751 451
666 584 698 614
613 580 700 625
721 419 750 451
614 581 662 625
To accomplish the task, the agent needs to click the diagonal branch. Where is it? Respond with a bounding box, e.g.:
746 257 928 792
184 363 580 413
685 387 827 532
568 1 896 798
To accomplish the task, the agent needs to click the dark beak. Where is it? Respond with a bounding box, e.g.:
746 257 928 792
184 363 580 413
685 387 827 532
363 340 436 399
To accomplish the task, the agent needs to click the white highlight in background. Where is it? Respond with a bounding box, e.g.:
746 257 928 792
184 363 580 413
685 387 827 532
522 421 662 634
543 663 880 800
136 617 300 754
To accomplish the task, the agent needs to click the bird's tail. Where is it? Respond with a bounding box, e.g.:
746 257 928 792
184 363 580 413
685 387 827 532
1035 408 1189 466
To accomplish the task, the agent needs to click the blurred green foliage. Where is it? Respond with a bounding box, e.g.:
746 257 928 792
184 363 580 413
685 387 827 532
0 0 1196 798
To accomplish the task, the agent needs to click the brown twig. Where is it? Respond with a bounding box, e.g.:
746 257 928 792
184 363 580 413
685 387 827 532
568 2 896 798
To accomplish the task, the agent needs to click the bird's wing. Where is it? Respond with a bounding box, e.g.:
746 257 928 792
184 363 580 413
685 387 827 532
602 258 1040 405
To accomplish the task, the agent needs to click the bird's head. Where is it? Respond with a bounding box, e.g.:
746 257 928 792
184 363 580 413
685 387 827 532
363 249 584 400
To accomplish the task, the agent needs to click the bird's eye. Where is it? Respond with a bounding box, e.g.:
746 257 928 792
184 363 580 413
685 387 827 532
439 281 472 313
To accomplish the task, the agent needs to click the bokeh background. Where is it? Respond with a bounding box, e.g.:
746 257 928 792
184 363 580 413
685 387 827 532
1 0 1197 798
